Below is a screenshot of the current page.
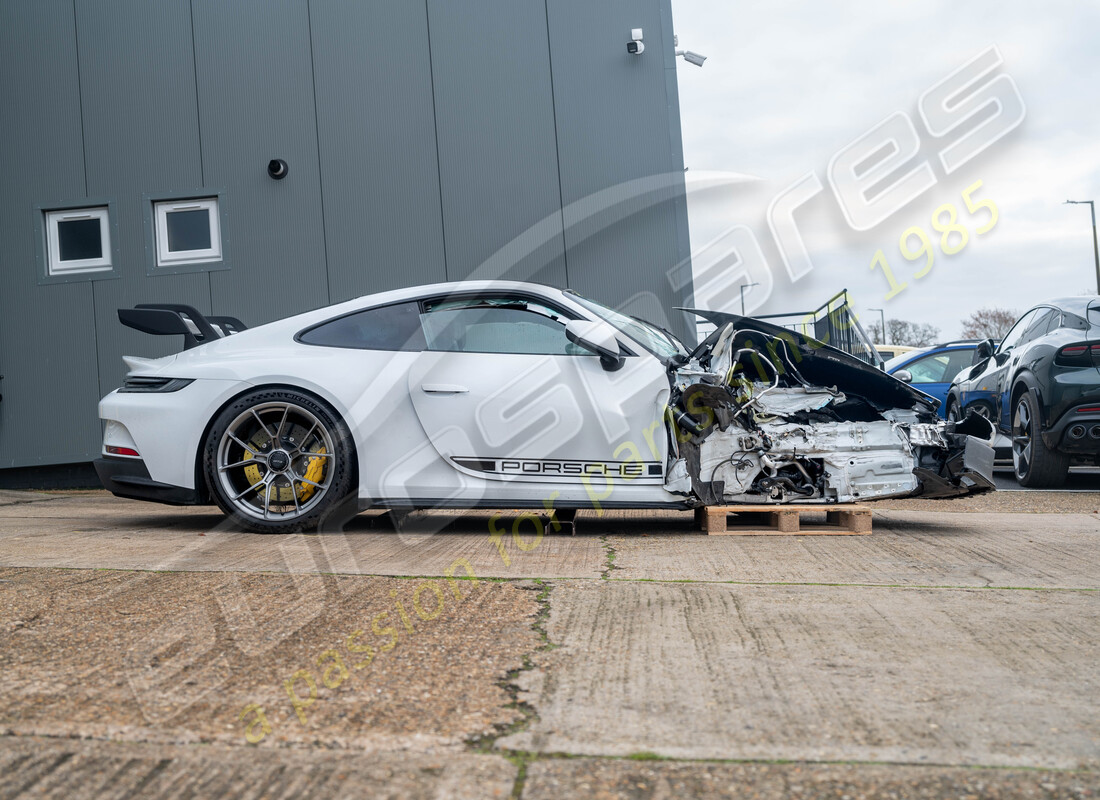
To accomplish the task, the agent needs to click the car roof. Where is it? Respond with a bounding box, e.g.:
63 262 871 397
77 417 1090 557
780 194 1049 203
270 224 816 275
891 341 977 359
1033 296 1100 316
882 341 977 371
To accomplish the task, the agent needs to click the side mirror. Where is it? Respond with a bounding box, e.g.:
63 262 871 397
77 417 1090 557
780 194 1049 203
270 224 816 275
894 369 913 383
566 319 625 371
974 338 995 361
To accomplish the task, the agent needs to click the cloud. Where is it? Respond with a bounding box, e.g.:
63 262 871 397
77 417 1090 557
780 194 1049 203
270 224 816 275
671 1 1100 338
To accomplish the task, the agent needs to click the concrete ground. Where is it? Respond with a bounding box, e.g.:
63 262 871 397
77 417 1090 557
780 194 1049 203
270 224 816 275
991 466 1100 493
0 490 1098 799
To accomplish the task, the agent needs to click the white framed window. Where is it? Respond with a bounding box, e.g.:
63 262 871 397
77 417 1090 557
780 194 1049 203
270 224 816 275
154 197 222 267
44 207 112 275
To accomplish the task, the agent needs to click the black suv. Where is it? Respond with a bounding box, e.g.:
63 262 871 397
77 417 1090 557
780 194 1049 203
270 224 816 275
946 296 1100 486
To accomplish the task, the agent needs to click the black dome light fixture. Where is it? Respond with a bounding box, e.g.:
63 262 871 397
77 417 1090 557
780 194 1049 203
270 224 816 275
267 158 289 180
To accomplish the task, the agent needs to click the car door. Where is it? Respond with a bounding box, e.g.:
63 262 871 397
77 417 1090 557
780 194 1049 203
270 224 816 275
403 292 672 505
990 308 1046 429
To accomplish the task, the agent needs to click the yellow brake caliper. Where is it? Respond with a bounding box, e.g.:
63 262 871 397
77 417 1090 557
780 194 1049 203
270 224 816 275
297 448 326 502
241 431 326 505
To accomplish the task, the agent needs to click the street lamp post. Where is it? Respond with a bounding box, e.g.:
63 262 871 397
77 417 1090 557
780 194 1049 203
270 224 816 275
739 282 759 316
1064 199 1100 294
869 307 887 345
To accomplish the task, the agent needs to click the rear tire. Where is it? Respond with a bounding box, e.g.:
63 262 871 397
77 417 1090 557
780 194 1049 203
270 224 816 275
203 388 356 533
1012 391 1068 488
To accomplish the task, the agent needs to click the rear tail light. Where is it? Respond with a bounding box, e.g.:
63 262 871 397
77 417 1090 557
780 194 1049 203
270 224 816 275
1055 341 1100 366
119 376 194 393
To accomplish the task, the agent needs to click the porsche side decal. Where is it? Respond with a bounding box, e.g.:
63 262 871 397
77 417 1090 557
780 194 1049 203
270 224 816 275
451 457 663 479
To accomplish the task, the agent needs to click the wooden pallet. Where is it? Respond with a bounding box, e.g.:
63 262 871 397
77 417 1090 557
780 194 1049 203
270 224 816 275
694 504 872 536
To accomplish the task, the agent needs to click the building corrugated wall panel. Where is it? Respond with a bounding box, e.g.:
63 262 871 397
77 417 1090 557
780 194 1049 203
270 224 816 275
309 0 447 303
75 0 213 399
425 0 567 287
193 0 330 327
0 0 692 472
0 0 102 467
546 0 692 340
660 0 694 319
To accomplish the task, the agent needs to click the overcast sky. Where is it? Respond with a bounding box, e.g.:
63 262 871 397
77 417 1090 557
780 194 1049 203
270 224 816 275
670 0 1100 339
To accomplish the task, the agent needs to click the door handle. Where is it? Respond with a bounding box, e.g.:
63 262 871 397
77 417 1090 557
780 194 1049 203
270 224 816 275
421 384 469 394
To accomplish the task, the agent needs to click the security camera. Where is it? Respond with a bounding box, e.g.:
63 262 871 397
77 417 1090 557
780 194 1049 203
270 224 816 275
675 49 707 67
627 27 644 55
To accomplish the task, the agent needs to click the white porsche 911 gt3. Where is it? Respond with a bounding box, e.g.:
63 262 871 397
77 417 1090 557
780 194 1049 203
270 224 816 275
95 280 995 533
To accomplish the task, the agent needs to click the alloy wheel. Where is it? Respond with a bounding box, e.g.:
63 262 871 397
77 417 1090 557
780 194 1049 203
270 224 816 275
1012 398 1032 479
215 401 335 522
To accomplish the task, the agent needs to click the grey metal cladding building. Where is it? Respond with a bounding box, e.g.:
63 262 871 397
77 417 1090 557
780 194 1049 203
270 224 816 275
0 0 694 473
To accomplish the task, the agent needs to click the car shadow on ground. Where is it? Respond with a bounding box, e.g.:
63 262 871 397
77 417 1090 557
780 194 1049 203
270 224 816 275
105 503 1065 538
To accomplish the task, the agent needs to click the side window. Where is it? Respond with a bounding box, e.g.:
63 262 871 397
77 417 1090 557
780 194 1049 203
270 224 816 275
997 309 1037 353
905 353 952 383
1043 310 1063 334
944 348 976 381
419 296 585 356
1020 308 1054 344
299 301 426 351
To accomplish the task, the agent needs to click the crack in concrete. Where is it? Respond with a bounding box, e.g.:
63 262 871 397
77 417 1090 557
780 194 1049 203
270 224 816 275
465 579 558 799
10 564 1095 593
599 535 619 580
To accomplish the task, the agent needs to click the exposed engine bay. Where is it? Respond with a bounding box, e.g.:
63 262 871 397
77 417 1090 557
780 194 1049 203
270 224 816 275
664 311 997 505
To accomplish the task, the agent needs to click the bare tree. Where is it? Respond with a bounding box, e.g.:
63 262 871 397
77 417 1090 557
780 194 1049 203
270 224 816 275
960 307 1018 340
870 319 939 346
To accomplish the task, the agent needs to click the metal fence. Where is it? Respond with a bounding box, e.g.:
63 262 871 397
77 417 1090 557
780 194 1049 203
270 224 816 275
757 289 884 368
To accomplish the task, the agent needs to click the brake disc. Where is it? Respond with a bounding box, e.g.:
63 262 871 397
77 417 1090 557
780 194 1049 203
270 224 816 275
241 424 327 505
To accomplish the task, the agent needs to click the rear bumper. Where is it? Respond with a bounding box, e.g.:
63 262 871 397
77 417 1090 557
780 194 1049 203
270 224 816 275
94 457 203 506
1044 409 1100 453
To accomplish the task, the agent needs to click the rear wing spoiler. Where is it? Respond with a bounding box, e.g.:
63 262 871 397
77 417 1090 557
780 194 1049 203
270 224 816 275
118 303 247 350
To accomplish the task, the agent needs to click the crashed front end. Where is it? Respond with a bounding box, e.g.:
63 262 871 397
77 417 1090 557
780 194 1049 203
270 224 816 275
663 312 996 505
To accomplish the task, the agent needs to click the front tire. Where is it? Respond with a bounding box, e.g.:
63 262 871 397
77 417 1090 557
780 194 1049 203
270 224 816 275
203 388 356 533
948 398 992 424
1012 391 1068 488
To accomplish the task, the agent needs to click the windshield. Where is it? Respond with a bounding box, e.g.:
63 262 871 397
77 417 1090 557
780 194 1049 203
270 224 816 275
565 290 687 361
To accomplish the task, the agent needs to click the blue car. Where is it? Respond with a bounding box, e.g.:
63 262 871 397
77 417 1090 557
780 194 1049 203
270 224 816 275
883 341 981 418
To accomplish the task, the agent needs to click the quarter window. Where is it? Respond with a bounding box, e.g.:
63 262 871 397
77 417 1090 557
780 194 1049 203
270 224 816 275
154 197 222 267
44 207 112 275
299 301 426 351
